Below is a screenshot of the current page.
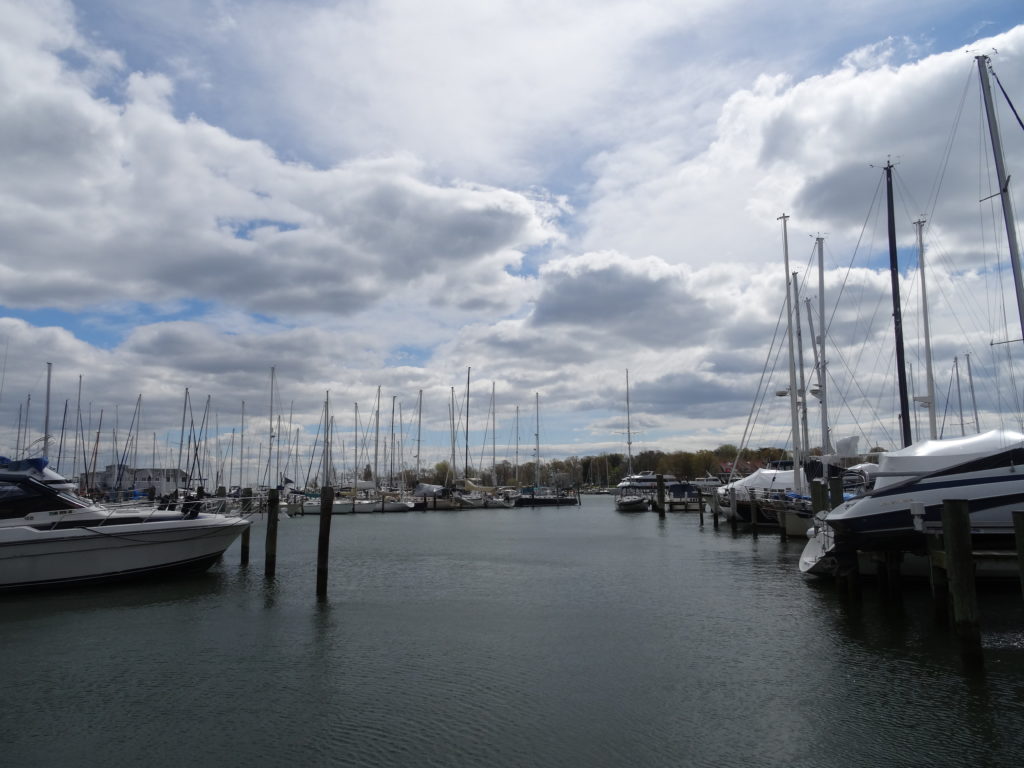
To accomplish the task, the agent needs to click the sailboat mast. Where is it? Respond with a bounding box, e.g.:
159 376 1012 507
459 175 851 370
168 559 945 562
491 381 496 482
515 405 520 485
954 356 965 435
966 353 981 433
389 394 396 489
449 388 456 484
792 271 810 460
373 386 380 489
977 55 1024 340
815 237 832 453
464 367 471 479
73 374 82 481
914 218 938 440
779 214 803 488
885 162 913 447
625 369 634 475
239 400 245 490
534 393 540 488
415 389 422 482
43 362 51 458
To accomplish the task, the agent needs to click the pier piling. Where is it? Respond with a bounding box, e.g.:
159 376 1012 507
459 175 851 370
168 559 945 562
265 488 279 578
316 486 334 600
828 476 843 510
656 474 666 518
729 488 737 534
750 497 759 539
240 487 252 565
940 499 982 660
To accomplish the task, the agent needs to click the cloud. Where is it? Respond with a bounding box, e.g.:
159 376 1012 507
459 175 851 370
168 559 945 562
2 3 1024 467
0 9 565 322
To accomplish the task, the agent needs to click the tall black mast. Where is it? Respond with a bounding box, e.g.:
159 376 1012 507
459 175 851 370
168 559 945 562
885 162 913 447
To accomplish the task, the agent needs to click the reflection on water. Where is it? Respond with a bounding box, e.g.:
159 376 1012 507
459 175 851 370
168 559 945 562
2 498 1023 767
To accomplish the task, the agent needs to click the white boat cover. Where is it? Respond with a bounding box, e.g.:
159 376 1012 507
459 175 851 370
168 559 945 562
873 429 1024 489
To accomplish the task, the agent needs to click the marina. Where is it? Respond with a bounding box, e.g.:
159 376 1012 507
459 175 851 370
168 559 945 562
3 495 1024 767
5 8 1024 767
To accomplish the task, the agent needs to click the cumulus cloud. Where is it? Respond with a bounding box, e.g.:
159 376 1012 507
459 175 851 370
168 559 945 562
2 1 1023 466
0 9 563 321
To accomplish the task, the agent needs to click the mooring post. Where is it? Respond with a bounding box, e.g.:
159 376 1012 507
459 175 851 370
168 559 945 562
698 491 705 526
711 491 719 529
828 475 843 510
1013 510 1024 600
778 493 788 542
750 496 759 539
729 488 738 533
240 487 252 566
809 482 823 541
656 474 666 518
941 499 982 660
316 485 334 600
265 488 279 578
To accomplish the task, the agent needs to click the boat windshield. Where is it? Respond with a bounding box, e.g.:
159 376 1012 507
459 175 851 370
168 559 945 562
0 478 91 519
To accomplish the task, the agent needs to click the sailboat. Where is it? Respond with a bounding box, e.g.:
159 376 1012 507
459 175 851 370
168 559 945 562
715 215 809 526
800 56 1024 575
515 393 578 506
615 370 653 512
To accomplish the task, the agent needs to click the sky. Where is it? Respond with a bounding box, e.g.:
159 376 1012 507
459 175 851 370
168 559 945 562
2 0 1024 484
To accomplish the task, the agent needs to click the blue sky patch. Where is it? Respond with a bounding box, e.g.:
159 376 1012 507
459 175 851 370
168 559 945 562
225 219 300 240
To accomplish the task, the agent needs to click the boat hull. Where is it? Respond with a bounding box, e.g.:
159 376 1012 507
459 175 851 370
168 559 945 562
0 516 250 591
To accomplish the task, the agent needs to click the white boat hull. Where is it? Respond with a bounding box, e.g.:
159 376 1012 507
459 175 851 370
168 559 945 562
0 516 250 590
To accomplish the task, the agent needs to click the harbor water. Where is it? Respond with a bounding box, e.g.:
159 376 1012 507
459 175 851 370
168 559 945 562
3 495 1024 767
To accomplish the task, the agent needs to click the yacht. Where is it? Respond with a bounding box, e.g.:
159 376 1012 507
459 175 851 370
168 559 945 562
799 430 1024 575
0 457 250 590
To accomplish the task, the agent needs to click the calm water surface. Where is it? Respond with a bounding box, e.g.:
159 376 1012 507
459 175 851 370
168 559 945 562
3 497 1024 767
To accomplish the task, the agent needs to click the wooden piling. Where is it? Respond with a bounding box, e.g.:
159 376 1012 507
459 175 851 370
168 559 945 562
656 474 666 518
729 488 738 533
750 496 759 539
316 485 334 599
828 476 843 510
265 488 279 578
941 499 982 658
698 491 705 526
240 487 252 566
810 481 824 515
1014 510 1024 600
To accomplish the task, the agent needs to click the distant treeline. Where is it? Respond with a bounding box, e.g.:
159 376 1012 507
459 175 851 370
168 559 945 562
403 444 789 489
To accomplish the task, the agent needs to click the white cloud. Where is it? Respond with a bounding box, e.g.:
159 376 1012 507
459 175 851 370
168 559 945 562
2 1 1023 468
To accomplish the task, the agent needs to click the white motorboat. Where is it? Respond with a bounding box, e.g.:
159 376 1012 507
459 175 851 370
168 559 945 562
799 430 1024 575
614 492 650 512
0 458 250 591
614 471 679 512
